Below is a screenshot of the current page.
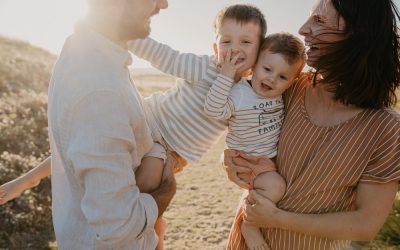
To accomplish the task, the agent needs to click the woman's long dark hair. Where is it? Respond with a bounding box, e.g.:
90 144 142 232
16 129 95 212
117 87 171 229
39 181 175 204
314 0 400 109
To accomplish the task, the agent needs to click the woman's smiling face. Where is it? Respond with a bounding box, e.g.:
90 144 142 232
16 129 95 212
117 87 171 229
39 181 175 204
298 0 346 68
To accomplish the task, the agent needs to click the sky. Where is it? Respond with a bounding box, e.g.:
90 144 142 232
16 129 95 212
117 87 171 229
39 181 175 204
0 0 317 68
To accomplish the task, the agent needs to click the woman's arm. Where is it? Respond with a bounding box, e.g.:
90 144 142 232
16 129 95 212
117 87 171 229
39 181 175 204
0 156 51 204
244 181 398 241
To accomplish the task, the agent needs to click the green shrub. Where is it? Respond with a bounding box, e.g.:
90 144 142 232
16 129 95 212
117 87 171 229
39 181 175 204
0 92 53 249
0 37 54 249
375 193 400 246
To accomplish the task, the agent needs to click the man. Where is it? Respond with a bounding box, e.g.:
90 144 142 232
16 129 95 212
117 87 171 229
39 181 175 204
48 0 174 249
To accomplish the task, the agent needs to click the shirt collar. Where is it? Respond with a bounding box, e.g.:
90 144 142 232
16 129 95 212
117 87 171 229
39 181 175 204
74 21 133 68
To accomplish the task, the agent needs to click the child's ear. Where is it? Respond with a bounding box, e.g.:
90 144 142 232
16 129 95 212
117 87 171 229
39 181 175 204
212 43 218 55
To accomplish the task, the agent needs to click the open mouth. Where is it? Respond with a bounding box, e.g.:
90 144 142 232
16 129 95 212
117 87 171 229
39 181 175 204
261 82 272 91
235 58 245 65
305 42 319 52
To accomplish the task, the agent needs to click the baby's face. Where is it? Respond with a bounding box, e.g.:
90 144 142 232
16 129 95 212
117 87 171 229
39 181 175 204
251 50 302 98
214 18 260 78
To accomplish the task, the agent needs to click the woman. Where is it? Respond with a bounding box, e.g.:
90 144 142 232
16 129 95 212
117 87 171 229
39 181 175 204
225 0 400 249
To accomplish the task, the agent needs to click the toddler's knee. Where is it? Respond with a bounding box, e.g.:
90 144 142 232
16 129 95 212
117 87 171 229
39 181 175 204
253 172 286 203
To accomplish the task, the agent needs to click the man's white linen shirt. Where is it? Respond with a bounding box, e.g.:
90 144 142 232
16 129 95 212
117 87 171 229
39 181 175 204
48 22 158 249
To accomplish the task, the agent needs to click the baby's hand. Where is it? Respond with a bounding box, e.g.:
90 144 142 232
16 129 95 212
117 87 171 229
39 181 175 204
217 48 245 80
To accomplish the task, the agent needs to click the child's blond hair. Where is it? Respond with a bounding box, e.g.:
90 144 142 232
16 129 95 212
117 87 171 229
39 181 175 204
214 4 267 46
260 32 306 74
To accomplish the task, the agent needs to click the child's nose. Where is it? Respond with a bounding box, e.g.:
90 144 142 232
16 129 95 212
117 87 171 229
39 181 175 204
268 74 276 83
231 44 240 53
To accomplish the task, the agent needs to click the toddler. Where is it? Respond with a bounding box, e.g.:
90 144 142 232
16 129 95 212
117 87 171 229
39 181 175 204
205 33 306 250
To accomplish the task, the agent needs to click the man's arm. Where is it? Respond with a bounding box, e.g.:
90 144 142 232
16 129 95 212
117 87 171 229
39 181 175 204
128 38 217 83
69 90 158 246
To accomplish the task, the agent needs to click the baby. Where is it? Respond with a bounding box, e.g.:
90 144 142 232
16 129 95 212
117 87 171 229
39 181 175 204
204 33 305 249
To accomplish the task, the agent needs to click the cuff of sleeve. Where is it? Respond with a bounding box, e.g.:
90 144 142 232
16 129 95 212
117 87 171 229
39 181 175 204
144 143 167 163
136 193 158 240
217 74 235 87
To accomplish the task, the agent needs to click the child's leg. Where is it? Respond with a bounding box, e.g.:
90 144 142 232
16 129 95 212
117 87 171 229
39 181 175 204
135 156 166 249
241 171 286 250
135 142 170 249
0 156 51 205
135 156 164 193
155 217 167 250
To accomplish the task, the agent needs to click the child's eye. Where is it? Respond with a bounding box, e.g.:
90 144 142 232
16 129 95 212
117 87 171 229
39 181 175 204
280 75 288 80
242 40 252 44
221 40 230 44
264 67 271 72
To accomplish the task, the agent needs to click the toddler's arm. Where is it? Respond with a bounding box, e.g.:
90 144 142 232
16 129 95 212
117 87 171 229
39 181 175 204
204 49 244 119
0 156 51 205
204 74 235 119
128 38 217 84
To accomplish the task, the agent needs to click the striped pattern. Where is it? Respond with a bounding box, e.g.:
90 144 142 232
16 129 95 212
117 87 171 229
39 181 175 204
204 74 284 157
227 73 400 250
129 38 228 163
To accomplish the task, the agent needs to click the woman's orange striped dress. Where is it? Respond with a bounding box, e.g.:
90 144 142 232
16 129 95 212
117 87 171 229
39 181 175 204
227 73 400 250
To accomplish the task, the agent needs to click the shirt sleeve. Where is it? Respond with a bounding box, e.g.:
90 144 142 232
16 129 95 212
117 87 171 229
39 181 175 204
128 38 216 84
204 74 236 120
360 116 400 183
67 90 158 246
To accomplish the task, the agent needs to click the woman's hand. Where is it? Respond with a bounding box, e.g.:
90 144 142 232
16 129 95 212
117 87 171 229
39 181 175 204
223 149 277 189
242 190 281 228
223 149 252 189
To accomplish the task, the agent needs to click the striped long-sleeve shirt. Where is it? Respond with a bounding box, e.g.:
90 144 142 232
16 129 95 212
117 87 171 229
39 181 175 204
128 38 228 163
227 73 400 250
204 74 284 157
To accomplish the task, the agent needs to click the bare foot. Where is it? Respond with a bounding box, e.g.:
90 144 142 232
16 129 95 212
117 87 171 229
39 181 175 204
241 221 270 250
0 177 39 205
155 217 167 250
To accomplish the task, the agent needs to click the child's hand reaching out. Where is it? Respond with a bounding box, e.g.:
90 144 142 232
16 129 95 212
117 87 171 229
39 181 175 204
217 48 246 80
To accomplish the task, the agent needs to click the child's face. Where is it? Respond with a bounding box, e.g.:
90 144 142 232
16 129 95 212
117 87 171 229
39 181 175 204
251 50 302 98
213 19 260 79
